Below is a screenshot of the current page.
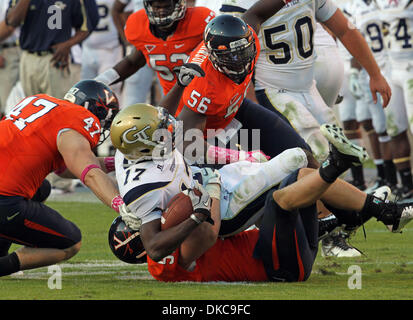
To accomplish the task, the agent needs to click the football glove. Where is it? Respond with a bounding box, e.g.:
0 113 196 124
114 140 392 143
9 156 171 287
183 182 214 224
119 203 142 231
177 63 205 87
348 68 363 99
200 168 222 200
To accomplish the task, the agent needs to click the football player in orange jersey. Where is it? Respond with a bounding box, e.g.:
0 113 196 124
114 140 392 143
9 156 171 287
109 124 413 282
0 80 132 277
160 12 317 167
95 0 216 101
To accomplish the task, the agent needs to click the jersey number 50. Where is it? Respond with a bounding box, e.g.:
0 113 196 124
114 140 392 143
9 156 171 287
263 16 314 64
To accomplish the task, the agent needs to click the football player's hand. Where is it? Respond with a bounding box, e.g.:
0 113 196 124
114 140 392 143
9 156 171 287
51 42 71 70
369 73 392 108
200 168 221 187
348 68 363 99
177 63 205 87
240 150 270 163
200 168 221 200
119 204 142 230
183 182 214 224
111 195 141 230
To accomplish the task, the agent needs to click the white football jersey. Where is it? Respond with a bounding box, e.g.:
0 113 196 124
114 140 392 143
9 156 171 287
352 0 387 67
376 0 413 63
221 0 337 91
118 0 144 11
83 0 120 50
314 22 337 47
115 149 196 225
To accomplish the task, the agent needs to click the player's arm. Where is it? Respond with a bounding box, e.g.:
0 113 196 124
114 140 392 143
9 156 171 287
56 129 120 208
0 20 15 42
111 0 130 45
140 214 213 263
178 197 221 269
176 105 209 163
51 30 90 69
323 9 391 107
241 0 287 33
95 47 147 86
5 0 31 27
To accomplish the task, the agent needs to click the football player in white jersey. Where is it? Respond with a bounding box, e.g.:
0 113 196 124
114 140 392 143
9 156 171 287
81 0 123 99
222 0 391 165
221 0 391 257
350 0 398 193
376 0 413 199
111 0 157 107
110 103 310 262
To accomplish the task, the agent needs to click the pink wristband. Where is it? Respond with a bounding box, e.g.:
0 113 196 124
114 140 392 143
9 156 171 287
111 195 124 213
80 164 101 184
103 157 115 172
207 146 240 164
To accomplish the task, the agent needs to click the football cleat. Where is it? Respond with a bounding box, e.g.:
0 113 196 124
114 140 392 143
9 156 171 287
372 185 392 202
320 124 369 165
321 230 363 258
390 203 413 233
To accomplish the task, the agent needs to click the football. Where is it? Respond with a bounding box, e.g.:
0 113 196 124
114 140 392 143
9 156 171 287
161 191 198 230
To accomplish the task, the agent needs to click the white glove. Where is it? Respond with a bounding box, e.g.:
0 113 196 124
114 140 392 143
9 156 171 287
177 63 205 87
183 181 213 223
348 68 363 99
200 168 221 200
119 203 142 231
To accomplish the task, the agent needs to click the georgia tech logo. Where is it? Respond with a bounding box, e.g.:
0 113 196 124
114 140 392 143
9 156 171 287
122 125 151 143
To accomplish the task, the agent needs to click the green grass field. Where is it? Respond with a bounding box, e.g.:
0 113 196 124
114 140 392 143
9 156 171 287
2 200 413 300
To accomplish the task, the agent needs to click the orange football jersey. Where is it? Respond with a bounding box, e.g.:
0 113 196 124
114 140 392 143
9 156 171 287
147 229 269 282
178 28 261 132
124 7 215 95
0 94 101 199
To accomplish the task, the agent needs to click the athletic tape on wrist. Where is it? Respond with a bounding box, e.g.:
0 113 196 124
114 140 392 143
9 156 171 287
111 195 124 213
80 164 101 184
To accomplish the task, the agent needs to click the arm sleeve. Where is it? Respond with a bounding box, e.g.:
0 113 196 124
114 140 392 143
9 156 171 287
316 0 338 22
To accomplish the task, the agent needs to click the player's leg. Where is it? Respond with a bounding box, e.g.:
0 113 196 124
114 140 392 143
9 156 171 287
314 45 345 108
338 83 367 190
122 65 155 107
218 147 309 237
0 198 82 277
253 174 318 282
237 97 319 168
384 77 413 199
0 46 20 117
